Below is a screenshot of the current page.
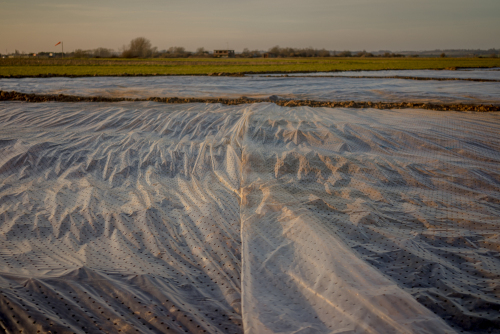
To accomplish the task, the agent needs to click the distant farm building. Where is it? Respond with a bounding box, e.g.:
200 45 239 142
263 53 277 58
214 50 235 58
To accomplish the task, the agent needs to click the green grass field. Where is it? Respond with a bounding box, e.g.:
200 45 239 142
1 57 499 76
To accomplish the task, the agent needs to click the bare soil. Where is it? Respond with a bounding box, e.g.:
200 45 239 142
1 90 498 112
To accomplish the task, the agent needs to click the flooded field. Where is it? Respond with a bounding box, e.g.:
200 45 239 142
0 72 499 334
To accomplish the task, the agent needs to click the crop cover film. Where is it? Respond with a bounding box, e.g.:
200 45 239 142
0 71 499 334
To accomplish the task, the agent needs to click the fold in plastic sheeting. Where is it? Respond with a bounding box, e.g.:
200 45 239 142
0 101 499 333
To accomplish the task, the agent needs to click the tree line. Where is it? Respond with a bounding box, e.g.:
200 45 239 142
70 37 408 59
64 37 498 59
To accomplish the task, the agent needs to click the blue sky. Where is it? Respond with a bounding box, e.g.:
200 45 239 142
1 0 499 53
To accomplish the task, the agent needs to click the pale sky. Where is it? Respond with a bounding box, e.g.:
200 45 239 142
1 0 499 53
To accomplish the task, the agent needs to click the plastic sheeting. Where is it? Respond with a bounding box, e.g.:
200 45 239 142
0 101 499 333
1 75 500 103
253 69 500 80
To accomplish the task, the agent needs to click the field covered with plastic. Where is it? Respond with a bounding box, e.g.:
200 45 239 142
1 71 500 104
0 71 499 334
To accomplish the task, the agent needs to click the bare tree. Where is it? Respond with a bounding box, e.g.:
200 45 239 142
195 47 206 56
94 47 112 58
73 49 88 58
269 45 281 56
122 37 156 58
317 49 331 57
168 47 187 57
250 50 261 57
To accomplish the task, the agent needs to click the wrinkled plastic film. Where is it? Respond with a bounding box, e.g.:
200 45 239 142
0 102 499 333
0 103 245 333
2 75 500 103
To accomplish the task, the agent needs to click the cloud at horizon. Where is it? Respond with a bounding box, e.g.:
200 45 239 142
1 0 499 53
